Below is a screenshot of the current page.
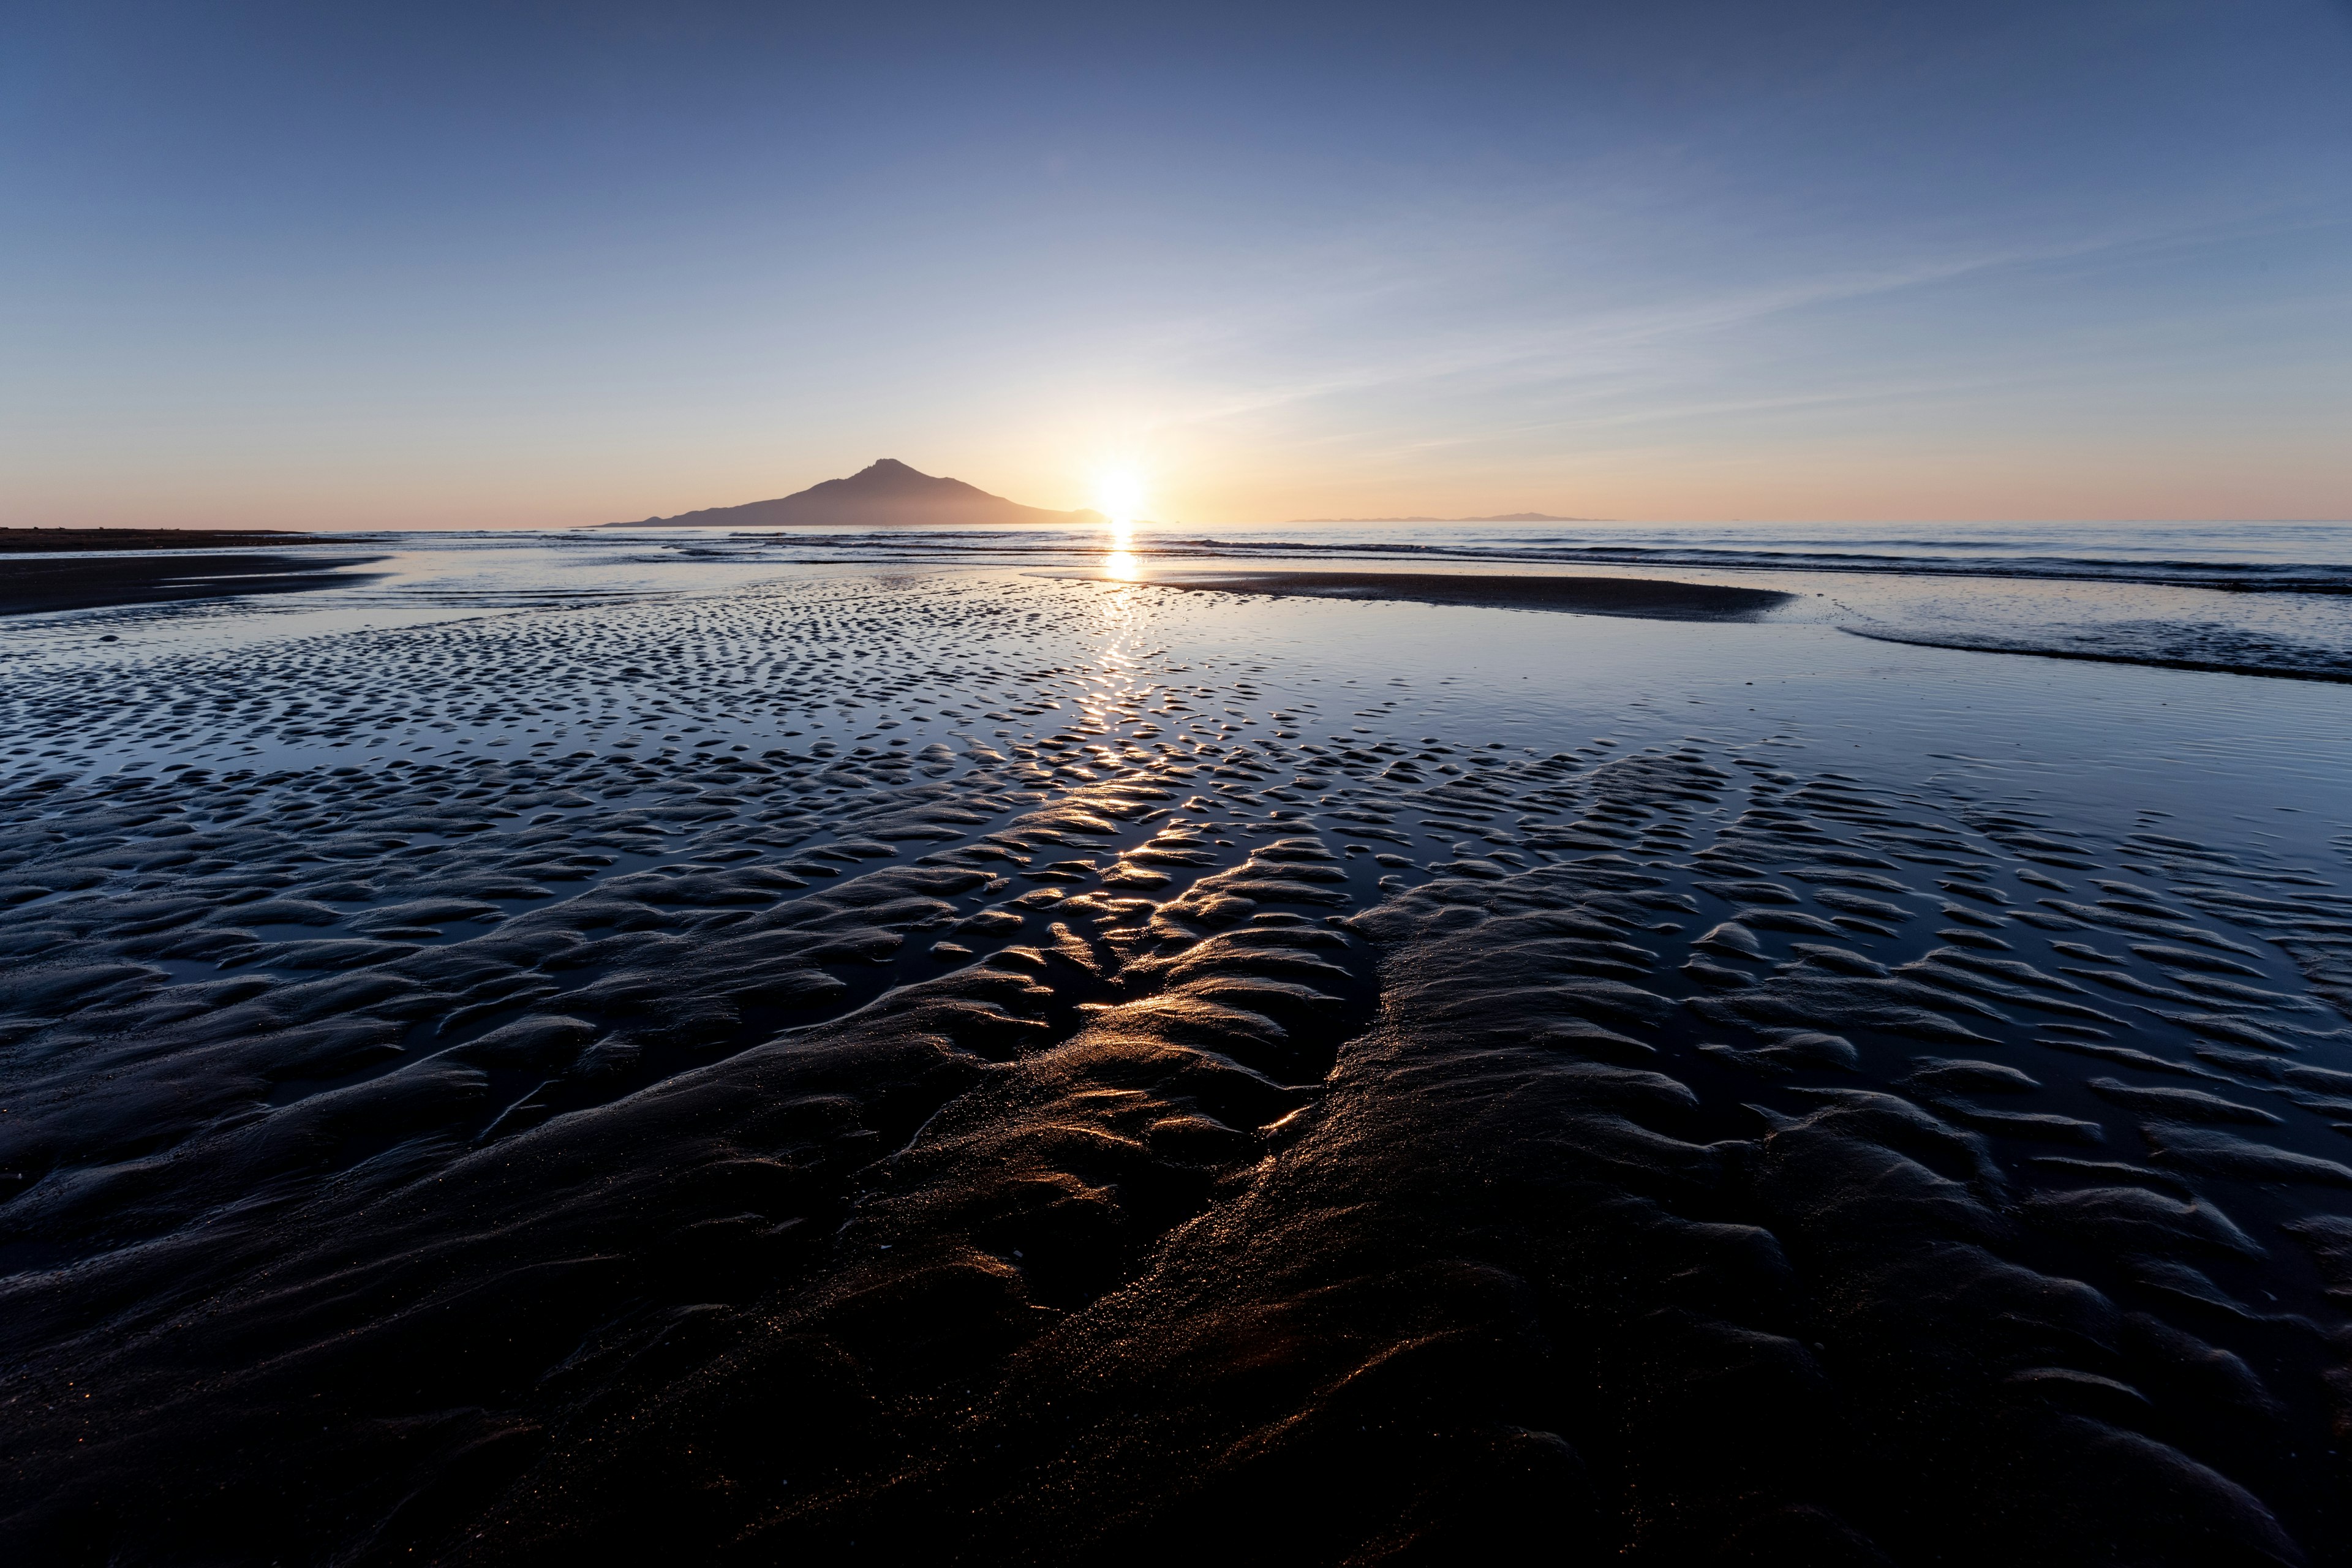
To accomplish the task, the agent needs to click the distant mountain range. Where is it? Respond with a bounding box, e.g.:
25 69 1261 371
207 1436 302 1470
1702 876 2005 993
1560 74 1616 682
606 459 1104 529
1287 512 1603 524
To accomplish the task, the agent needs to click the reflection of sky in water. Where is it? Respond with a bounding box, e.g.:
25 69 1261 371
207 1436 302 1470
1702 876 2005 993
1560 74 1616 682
1108 589 2352 842
17 521 2323 679
4 527 2347 879
4 524 2352 639
9 552 2345 878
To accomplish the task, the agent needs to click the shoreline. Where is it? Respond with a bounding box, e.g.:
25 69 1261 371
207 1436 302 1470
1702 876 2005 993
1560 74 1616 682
1844 624 2352 682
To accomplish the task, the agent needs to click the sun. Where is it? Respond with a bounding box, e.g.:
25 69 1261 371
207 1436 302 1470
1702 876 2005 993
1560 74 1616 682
1094 466 1146 580
1095 467 1146 524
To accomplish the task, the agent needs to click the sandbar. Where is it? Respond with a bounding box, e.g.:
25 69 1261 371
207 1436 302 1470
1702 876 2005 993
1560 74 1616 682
1 551 382 616
1120 568 1792 620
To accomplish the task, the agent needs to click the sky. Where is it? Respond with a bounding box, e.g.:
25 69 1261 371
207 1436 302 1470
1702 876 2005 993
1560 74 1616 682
5 0 2351 529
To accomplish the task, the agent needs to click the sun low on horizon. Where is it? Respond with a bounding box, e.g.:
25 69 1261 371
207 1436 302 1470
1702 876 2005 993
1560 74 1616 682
1096 465 1147 579
1094 467 1147 526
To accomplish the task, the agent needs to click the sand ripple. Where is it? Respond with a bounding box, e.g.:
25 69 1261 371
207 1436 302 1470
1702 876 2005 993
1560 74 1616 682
1 578 2348 1563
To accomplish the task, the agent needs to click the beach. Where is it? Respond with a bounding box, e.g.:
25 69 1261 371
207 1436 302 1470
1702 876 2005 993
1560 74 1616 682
4 531 2351 1564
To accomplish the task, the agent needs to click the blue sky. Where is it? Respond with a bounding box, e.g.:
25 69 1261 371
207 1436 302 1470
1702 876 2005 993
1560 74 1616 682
6 0 2350 527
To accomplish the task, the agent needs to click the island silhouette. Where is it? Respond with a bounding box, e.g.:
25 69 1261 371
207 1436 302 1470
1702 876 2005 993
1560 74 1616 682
608 458 1106 529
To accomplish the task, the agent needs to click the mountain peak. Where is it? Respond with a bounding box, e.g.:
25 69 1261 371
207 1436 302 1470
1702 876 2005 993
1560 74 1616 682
606 460 1102 530
827 458 973 496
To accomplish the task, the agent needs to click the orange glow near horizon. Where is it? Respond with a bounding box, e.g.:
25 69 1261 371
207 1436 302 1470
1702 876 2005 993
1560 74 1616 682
17 440 2351 534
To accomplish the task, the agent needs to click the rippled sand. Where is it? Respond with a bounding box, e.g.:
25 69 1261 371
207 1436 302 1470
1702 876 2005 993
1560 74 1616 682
3 570 2350 1564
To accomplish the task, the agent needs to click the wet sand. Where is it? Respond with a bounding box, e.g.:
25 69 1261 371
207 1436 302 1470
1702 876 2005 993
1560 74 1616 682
1 551 383 616
2 571 2350 1565
1123 567 1793 620
1848 621 2352 683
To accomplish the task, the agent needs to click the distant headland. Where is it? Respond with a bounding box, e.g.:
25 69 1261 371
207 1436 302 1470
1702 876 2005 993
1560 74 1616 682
606 459 1104 529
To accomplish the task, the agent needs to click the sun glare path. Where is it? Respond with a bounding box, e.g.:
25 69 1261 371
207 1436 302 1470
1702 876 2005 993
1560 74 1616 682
1097 467 1145 580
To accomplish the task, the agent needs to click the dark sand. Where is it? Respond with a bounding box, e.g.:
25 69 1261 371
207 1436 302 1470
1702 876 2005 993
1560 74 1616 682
0 528 321 553
1 551 382 616
2 574 2348 1566
1131 568 1793 620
